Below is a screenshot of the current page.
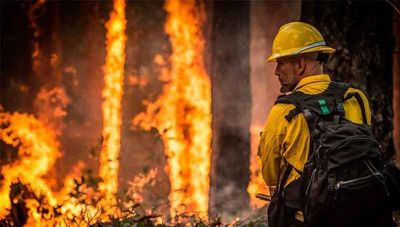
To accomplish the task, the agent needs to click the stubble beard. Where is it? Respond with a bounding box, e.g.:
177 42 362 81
280 84 291 93
280 80 296 93
278 68 298 93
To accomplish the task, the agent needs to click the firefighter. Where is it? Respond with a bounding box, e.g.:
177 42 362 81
257 22 374 226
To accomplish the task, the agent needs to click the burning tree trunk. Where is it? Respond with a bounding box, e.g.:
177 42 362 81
98 0 127 213
209 1 251 216
301 1 396 160
131 0 212 216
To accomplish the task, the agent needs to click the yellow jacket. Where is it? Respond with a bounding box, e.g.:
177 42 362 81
258 74 371 187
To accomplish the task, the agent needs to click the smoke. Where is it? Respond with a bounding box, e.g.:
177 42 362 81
209 183 251 220
33 87 70 135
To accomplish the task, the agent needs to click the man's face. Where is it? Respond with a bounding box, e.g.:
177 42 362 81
274 57 300 93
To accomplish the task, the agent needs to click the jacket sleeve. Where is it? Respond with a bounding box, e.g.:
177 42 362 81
281 109 311 180
258 103 311 187
258 104 289 186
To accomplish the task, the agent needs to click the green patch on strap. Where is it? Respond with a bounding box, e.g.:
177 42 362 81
318 99 330 115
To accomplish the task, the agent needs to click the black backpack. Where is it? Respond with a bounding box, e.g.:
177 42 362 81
273 81 400 227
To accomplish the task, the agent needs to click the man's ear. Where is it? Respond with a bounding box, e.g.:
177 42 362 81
295 57 306 76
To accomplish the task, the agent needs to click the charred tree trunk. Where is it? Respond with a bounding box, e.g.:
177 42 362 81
209 1 251 216
301 1 395 160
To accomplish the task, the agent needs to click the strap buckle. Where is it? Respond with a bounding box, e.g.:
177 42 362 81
303 108 313 122
336 102 345 114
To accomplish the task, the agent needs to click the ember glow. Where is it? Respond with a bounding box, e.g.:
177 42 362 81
98 0 126 213
132 0 212 216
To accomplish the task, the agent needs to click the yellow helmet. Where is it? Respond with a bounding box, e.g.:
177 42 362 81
267 22 335 62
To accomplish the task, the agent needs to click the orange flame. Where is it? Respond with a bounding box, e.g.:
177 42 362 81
126 168 158 205
0 0 140 225
98 0 126 214
127 75 149 87
0 113 106 225
0 112 60 221
247 124 269 208
133 0 211 216
0 0 215 224
164 0 211 215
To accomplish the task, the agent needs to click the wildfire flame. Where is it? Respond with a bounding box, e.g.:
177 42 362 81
1 0 128 224
0 111 154 226
0 0 217 224
133 0 212 216
126 168 158 204
0 112 60 220
0 112 110 225
248 124 269 208
98 0 126 214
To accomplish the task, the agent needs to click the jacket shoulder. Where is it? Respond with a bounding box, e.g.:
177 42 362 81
345 87 368 98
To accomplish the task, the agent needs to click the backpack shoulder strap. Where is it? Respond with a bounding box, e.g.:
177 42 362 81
273 81 353 132
275 92 309 122
277 164 293 198
328 81 351 115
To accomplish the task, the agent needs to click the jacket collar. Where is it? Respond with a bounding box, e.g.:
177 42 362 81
293 74 331 92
